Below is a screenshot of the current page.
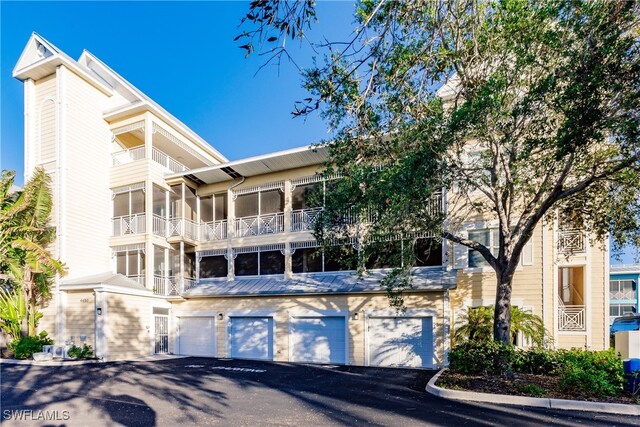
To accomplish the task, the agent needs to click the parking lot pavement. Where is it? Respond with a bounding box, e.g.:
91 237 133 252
1 357 638 426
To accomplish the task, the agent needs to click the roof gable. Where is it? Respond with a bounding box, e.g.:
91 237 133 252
13 32 60 76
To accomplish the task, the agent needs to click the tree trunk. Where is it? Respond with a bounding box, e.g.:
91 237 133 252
494 275 513 345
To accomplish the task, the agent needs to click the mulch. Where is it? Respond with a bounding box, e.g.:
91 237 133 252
437 370 638 405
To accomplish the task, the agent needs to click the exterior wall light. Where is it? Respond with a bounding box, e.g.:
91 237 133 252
96 307 102 316
218 313 224 320
353 312 359 320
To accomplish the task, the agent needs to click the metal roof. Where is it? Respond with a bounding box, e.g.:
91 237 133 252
183 268 457 298
611 264 640 275
61 272 149 291
168 144 330 185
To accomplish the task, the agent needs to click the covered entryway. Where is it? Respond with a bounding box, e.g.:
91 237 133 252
290 315 347 364
229 316 274 360
367 316 434 368
178 317 216 357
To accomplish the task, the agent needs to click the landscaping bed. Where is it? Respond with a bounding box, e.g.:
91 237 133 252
442 340 640 406
437 370 639 405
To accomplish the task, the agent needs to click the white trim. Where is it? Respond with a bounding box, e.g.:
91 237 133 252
95 291 107 360
59 283 155 298
226 310 277 317
604 235 611 349
173 310 218 318
586 240 592 349
443 291 450 365
364 309 438 368
288 310 349 365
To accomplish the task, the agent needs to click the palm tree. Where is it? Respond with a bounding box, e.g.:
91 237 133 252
454 305 546 347
0 168 65 337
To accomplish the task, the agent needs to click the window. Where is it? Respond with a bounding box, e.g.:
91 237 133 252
153 185 166 217
324 245 358 272
414 238 443 267
610 304 637 317
235 189 284 218
113 186 145 217
292 183 322 210
292 248 323 273
610 280 637 300
114 246 145 282
169 185 181 219
234 247 285 276
468 229 499 268
201 193 228 223
200 255 228 278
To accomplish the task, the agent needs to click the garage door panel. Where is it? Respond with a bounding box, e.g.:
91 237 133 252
369 317 433 368
230 317 273 360
291 316 346 364
179 317 216 357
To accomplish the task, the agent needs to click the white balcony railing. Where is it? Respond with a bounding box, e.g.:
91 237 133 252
152 147 188 173
558 229 585 255
291 208 322 232
182 277 196 292
610 290 637 301
235 213 285 237
111 146 188 173
111 146 145 166
153 275 180 296
168 217 199 240
558 298 586 331
153 214 168 237
112 214 146 236
201 220 228 241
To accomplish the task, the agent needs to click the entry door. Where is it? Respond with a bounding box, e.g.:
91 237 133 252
154 315 169 354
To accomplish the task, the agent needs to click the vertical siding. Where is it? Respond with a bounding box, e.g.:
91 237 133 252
62 70 113 277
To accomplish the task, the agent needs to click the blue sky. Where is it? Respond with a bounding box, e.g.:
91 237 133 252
1 1 355 182
0 1 637 264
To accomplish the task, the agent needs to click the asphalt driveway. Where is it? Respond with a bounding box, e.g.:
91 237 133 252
1 357 637 426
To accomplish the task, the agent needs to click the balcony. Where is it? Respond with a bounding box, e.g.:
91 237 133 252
557 229 585 256
168 217 199 241
558 298 586 332
610 289 637 301
153 275 195 296
201 220 228 241
126 274 145 286
112 214 146 236
291 208 322 232
111 146 188 173
235 213 284 237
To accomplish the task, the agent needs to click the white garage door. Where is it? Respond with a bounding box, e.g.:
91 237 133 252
290 316 346 364
368 317 433 368
229 317 274 360
179 317 216 357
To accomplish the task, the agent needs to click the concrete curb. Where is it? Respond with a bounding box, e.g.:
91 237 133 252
426 368 640 416
0 358 102 366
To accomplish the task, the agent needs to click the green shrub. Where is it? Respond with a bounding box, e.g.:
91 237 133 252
513 347 562 375
67 344 94 359
557 349 623 397
9 331 53 360
449 340 516 376
516 384 545 397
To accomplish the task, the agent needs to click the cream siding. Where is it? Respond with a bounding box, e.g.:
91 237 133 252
105 293 154 361
34 75 57 165
62 69 113 277
65 291 96 348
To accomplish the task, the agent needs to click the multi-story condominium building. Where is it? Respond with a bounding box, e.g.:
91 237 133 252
11 33 610 365
610 265 639 324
